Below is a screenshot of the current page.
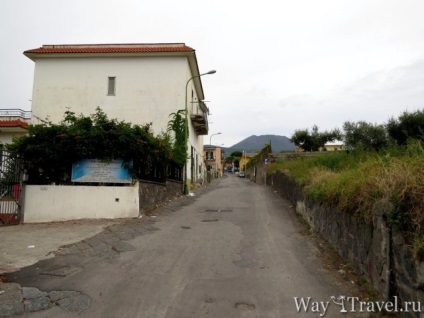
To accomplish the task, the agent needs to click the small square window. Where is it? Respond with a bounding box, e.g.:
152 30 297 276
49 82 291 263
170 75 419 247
108 77 116 95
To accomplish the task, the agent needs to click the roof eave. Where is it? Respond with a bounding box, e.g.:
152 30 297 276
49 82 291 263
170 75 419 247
24 50 194 62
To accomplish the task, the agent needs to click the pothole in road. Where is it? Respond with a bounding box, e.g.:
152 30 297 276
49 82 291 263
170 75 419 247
40 266 82 277
201 219 219 222
232 259 252 268
235 302 256 310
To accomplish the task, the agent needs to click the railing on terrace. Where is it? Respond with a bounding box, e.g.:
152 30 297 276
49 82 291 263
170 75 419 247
0 109 32 120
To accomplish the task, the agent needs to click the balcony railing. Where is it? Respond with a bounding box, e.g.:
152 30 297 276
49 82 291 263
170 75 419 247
0 109 32 119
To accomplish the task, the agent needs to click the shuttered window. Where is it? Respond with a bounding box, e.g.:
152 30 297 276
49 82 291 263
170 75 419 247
108 77 116 95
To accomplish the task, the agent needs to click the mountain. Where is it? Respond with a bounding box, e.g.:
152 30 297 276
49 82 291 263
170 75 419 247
224 135 296 154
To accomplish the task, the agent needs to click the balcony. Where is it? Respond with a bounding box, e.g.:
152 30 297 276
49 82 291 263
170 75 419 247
190 113 208 135
0 109 31 120
190 101 209 135
0 109 31 134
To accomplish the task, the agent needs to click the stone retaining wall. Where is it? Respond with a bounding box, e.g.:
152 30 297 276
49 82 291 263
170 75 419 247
268 170 424 317
138 180 182 215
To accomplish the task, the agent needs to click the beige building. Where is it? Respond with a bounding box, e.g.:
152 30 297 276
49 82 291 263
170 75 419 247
323 140 344 151
204 145 224 178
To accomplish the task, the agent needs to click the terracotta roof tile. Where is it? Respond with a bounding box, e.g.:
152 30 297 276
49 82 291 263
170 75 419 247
24 43 194 55
0 120 29 129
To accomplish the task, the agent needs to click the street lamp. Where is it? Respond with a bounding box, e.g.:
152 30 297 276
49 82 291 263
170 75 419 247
209 132 222 179
209 132 221 147
184 70 216 194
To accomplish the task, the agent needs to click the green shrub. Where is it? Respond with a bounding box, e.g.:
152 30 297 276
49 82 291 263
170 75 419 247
7 108 173 184
271 147 424 241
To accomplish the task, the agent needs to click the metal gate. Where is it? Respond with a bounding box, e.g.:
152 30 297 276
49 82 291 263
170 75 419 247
0 150 23 225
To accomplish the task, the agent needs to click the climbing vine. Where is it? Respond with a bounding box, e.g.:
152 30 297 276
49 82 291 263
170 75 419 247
7 107 173 184
167 109 187 166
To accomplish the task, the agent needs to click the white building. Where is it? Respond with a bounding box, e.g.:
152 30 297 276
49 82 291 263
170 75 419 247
24 43 213 187
0 109 30 145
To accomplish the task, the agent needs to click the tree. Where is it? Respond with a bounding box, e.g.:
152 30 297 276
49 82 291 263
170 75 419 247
291 125 341 152
231 151 243 157
386 109 424 146
225 156 234 164
343 121 388 151
230 151 243 169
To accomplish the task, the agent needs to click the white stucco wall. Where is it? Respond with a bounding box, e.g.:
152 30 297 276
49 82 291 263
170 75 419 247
0 132 27 145
23 184 139 223
30 55 206 184
32 56 190 133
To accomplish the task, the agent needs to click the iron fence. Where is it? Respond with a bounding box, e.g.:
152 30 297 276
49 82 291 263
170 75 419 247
0 150 23 225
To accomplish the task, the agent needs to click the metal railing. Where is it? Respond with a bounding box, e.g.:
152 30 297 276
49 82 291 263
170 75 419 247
0 109 32 119
0 150 23 225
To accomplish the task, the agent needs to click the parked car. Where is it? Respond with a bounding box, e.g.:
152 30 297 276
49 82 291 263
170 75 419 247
238 171 245 178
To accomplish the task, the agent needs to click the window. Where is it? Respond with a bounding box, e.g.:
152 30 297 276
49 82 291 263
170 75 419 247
108 77 116 95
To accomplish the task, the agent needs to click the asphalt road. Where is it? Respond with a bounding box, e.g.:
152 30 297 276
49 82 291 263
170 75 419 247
8 173 369 317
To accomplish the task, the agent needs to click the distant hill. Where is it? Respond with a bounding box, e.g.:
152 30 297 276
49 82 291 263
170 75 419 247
224 135 296 154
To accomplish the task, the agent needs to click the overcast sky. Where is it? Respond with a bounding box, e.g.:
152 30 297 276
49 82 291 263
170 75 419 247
1 0 424 147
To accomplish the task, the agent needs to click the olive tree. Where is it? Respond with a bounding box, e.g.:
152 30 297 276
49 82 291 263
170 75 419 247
291 125 341 152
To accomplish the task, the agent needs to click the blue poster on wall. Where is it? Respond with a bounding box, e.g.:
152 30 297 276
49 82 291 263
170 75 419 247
71 159 132 183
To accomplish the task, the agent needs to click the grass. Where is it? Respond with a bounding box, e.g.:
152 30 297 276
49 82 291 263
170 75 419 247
270 145 424 258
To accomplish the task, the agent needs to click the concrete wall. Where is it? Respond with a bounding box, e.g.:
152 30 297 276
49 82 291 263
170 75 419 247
268 170 424 316
22 179 184 222
31 57 188 130
23 183 139 223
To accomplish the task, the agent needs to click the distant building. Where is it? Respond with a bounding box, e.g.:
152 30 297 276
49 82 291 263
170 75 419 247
204 145 224 178
239 152 254 172
322 140 344 151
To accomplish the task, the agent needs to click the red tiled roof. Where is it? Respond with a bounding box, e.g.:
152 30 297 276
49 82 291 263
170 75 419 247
24 43 194 55
0 120 29 129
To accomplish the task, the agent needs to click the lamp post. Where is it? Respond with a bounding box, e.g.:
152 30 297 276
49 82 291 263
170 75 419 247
244 150 247 173
184 70 216 194
209 132 221 148
209 132 221 179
